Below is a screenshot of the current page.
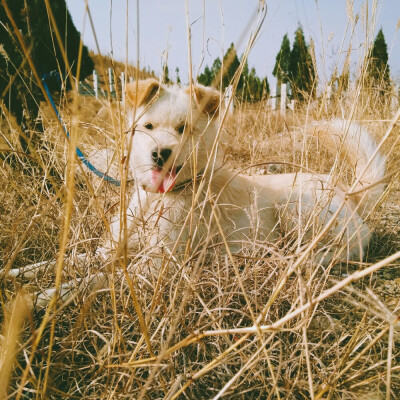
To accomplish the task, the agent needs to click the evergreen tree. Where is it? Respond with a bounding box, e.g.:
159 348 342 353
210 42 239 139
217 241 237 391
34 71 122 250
26 0 94 80
273 34 291 84
246 67 261 101
0 0 34 134
238 57 249 94
175 67 181 85
289 26 316 99
197 65 213 86
236 59 249 101
162 64 170 84
261 76 270 98
197 52 268 103
222 43 240 89
0 0 93 147
241 58 250 79
239 66 269 102
366 28 390 94
211 57 222 87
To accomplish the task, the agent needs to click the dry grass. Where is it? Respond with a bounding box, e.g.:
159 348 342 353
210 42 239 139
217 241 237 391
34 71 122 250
1 84 399 399
1 2 400 399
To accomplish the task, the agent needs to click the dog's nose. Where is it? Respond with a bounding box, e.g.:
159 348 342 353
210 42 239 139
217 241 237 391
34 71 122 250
152 148 172 167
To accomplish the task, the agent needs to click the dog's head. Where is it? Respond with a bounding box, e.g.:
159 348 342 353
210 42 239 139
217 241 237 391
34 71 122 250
125 79 221 193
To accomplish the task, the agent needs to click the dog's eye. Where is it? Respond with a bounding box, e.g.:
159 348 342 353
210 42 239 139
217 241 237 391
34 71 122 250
144 123 154 130
177 124 185 134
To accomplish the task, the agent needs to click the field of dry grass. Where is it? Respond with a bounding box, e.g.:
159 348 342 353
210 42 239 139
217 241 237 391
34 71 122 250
1 2 400 398
1 79 400 399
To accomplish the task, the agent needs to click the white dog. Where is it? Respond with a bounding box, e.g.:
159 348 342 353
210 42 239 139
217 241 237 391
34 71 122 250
106 79 386 266
10 79 386 305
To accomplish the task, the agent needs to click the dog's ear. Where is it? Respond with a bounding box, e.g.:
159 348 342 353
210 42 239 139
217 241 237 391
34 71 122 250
125 79 160 108
186 85 220 115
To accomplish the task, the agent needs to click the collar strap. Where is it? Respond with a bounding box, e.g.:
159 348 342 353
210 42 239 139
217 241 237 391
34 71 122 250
170 170 205 192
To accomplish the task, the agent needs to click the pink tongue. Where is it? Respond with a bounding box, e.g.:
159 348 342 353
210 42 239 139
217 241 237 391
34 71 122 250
151 168 177 193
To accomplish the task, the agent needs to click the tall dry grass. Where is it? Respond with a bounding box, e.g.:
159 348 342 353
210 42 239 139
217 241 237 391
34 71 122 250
1 1 400 399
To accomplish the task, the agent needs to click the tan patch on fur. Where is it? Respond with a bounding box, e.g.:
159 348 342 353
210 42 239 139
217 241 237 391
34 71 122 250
186 85 220 115
125 79 160 108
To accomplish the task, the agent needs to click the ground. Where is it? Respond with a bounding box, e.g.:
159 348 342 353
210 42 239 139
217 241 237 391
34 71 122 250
0 90 400 399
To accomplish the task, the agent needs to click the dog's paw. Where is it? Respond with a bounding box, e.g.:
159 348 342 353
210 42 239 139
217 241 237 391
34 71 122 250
8 259 57 279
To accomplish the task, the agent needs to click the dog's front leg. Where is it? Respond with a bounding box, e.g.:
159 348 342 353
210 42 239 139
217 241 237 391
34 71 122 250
105 187 156 252
35 271 109 308
7 189 156 308
7 251 98 279
5 251 109 308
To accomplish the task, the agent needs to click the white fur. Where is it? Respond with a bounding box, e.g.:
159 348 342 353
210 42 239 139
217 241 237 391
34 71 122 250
106 83 386 265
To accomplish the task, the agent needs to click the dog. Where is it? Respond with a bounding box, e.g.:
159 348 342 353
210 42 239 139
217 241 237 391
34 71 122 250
105 79 386 266
9 79 386 305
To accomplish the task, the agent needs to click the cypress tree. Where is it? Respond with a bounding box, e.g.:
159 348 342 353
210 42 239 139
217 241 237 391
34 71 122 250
238 57 249 95
162 64 170 84
261 76 270 99
175 67 181 85
197 53 268 103
0 0 36 135
246 67 261 102
0 0 94 142
222 43 240 89
197 65 213 86
240 66 269 102
366 28 390 94
26 0 94 81
197 48 268 103
211 57 222 87
289 26 316 99
273 34 291 84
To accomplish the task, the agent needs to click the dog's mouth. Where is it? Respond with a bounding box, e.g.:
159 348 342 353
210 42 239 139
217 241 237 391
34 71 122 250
148 165 183 193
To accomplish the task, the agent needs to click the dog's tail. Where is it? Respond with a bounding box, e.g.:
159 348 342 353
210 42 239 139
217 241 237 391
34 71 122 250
311 119 386 214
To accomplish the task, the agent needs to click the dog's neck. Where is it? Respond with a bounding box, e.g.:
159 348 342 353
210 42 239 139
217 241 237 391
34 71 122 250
170 170 206 192
170 166 223 193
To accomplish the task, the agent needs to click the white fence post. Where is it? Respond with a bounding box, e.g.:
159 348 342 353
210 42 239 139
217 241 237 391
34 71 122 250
108 68 115 97
270 86 277 111
129 76 134 84
224 85 234 114
280 83 287 116
326 85 332 107
120 72 125 103
93 70 99 98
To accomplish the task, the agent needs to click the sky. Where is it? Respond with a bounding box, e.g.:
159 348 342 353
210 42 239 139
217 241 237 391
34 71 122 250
65 0 400 87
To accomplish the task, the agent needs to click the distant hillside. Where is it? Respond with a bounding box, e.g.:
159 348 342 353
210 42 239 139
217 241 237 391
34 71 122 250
89 51 155 86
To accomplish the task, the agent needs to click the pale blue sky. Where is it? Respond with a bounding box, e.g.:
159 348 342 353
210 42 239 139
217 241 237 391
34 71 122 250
66 0 400 86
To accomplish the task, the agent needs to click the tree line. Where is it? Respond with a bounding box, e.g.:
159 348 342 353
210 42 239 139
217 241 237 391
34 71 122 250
272 26 317 99
192 25 392 102
195 43 269 103
192 26 318 101
188 26 318 101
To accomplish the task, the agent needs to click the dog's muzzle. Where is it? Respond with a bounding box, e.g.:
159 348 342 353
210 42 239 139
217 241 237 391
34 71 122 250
152 148 172 168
